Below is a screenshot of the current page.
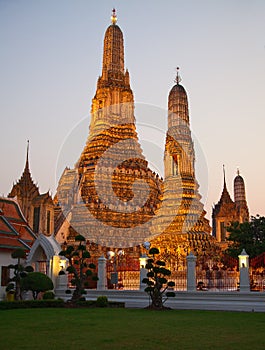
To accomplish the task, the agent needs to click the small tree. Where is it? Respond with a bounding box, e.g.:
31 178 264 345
142 247 175 310
7 248 34 300
226 216 265 258
59 234 98 302
21 272 54 300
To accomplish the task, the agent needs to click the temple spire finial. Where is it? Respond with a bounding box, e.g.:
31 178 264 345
223 164 227 188
111 8 117 25
237 167 240 176
26 140 29 165
174 67 182 85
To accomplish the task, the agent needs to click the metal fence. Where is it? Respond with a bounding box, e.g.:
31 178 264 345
169 269 239 291
196 269 239 291
170 271 187 291
250 273 265 291
106 270 140 290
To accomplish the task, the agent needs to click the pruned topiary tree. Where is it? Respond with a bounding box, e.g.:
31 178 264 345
21 272 54 300
142 247 175 310
59 234 98 302
7 248 34 300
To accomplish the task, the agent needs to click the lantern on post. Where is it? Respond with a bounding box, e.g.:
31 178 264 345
139 253 148 291
139 253 148 269
238 249 250 293
238 249 249 268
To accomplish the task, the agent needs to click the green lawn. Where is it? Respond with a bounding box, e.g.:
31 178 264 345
1 308 265 349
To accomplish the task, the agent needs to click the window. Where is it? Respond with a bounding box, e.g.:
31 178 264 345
172 156 178 176
220 221 226 241
46 210 51 234
1 266 10 286
33 207 40 233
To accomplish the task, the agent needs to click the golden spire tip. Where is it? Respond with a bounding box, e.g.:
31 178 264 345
174 67 182 85
111 8 117 24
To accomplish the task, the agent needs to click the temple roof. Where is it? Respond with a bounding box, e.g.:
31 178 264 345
212 168 236 218
8 142 39 199
218 181 234 205
169 83 187 95
0 197 36 251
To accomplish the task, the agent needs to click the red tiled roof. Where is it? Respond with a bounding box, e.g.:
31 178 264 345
0 197 36 251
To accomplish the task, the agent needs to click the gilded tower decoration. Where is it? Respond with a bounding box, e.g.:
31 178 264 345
9 141 54 236
212 167 249 245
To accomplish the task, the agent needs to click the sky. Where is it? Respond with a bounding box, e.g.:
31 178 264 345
0 0 265 222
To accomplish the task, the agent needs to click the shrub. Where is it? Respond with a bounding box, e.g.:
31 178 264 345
96 296 108 307
43 291 55 300
21 272 54 300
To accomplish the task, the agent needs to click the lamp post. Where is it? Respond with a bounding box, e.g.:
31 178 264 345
238 249 250 292
57 256 68 291
139 253 148 291
186 251 197 292
139 241 150 290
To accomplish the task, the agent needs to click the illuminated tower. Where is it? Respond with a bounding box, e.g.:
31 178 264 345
56 9 162 248
150 69 212 267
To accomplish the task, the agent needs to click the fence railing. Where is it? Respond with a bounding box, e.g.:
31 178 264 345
106 270 140 290
104 268 240 292
196 270 239 291
170 271 187 291
250 274 265 291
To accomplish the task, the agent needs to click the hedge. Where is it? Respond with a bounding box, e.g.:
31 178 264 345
0 299 65 310
0 299 125 310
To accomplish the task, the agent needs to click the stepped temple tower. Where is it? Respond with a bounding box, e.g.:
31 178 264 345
150 69 213 268
212 168 249 245
55 10 214 265
9 142 54 236
55 10 162 248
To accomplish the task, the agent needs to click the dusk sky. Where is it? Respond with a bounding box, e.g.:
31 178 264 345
1 0 264 221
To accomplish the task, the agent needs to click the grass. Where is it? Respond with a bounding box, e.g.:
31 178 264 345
1 308 265 349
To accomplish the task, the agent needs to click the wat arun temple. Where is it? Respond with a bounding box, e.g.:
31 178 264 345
7 10 249 268
55 9 212 258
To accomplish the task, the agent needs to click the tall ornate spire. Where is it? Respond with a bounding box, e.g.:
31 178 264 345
12 141 37 191
25 139 29 171
8 141 40 222
223 164 227 189
158 68 211 237
219 165 233 204
90 11 133 135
